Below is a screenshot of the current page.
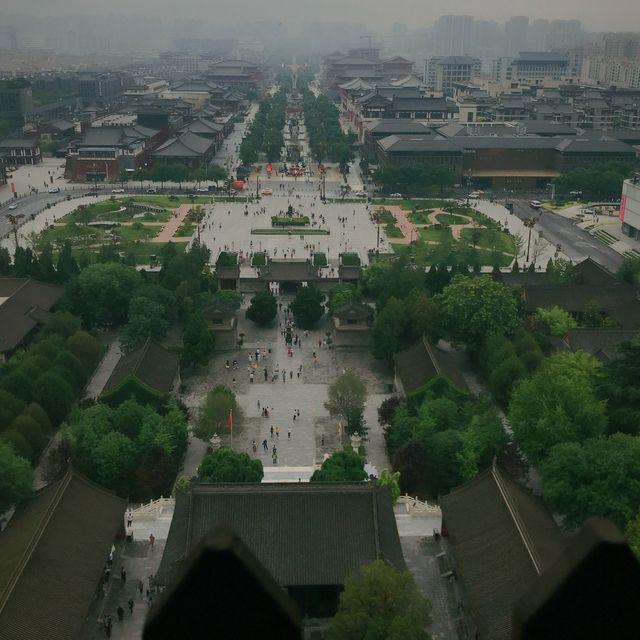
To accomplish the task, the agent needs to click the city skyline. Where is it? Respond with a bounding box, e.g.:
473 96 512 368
0 2 638 34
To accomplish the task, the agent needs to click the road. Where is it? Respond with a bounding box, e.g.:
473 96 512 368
511 199 623 272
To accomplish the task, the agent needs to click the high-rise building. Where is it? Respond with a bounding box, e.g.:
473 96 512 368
432 15 474 56
603 33 640 61
425 56 481 93
505 17 529 57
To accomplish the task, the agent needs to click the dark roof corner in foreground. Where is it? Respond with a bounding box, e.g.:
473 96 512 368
144 527 302 640
0 469 125 640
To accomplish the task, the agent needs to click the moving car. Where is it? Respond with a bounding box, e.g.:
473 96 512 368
8 203 18 210
111 188 125 193
469 191 482 198
355 191 368 198
195 187 208 193
48 187 60 194
260 188 273 196
529 200 542 209
146 188 157 194
389 193 402 199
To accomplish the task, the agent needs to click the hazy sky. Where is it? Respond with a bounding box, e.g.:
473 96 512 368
2 0 638 31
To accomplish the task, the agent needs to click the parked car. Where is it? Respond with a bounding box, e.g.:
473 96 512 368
260 188 273 196
8 203 18 210
355 192 368 198
389 193 402 199
48 187 60 194
529 200 542 209
469 191 482 198
195 187 208 193
111 188 125 193
146 188 157 194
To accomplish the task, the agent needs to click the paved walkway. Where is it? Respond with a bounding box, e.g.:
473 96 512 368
85 340 122 400
181 296 392 474
151 204 195 243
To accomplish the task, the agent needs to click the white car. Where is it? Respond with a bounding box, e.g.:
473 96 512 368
111 188 125 194
48 187 60 194
469 191 482 198
8 203 18 210
389 193 402 199
195 187 208 193
529 200 542 209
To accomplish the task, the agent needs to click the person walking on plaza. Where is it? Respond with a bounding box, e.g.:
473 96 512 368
121 567 126 583
126 511 133 528
128 598 134 614
270 425 274 438
149 533 155 551
262 439 268 451
138 579 144 596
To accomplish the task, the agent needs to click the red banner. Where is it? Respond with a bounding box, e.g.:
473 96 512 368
620 194 627 221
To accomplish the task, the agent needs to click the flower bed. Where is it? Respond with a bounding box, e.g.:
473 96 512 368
271 215 310 227
313 252 327 267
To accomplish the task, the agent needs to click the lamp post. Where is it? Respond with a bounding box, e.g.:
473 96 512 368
466 169 472 205
524 216 537 264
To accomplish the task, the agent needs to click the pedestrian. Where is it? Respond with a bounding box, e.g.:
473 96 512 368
138 579 144 596
126 511 133 528
104 567 110 584
262 439 268 451
257 400 261 409
276 427 280 438
282 370 286 383
270 425 274 438
121 566 127 583
128 598 134 614
117 606 124 622
321 434 325 446
296 409 300 418
290 370 293 379
288 430 291 439
149 533 155 550
104 614 112 638
293 412 296 421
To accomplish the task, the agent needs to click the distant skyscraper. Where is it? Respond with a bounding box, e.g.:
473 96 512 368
433 15 474 56
505 17 529 57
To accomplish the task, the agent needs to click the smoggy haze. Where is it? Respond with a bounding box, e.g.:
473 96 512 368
1 0 638 32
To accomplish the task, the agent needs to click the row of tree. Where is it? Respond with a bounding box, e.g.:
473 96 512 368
127 162 227 189
0 312 104 511
239 90 288 166
62 398 188 499
301 90 354 173
372 164 456 197
553 161 635 201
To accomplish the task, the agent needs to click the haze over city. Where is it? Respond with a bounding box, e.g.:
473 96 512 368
1 0 640 638
1 0 639 32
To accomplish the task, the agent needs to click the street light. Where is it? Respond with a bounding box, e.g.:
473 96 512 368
524 216 537 264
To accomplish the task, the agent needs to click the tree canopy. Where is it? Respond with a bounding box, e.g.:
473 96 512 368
197 447 263 483
541 434 640 530
246 290 277 326
0 440 33 513
195 385 241 440
311 448 368 482
509 352 606 465
328 560 432 640
324 369 368 435
291 285 324 328
435 275 519 348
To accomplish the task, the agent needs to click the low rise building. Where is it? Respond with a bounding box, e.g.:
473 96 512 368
621 174 640 240
0 136 41 165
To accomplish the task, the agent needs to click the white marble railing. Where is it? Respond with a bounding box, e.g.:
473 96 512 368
128 497 175 520
398 494 442 516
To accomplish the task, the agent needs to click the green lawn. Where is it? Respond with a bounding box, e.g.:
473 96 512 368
459 228 515 254
114 224 161 243
175 221 195 237
65 199 171 223
408 210 434 224
420 227 453 243
434 212 470 225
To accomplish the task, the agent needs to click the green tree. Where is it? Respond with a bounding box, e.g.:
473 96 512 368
197 447 263 483
121 297 169 351
541 434 640 530
533 306 577 336
33 371 74 426
0 389 27 429
181 312 214 369
378 468 401 504
618 257 640 285
66 330 103 371
0 440 33 513
624 513 640 560
93 430 137 497
328 560 432 640
135 444 178 501
195 385 240 440
371 297 408 364
324 369 368 435
328 283 362 313
43 311 81 339
208 164 227 184
0 246 12 276
291 285 324 328
246 290 277 326
597 339 640 435
509 361 607 465
311 447 368 482
64 262 142 327
435 275 519 349
11 414 47 458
